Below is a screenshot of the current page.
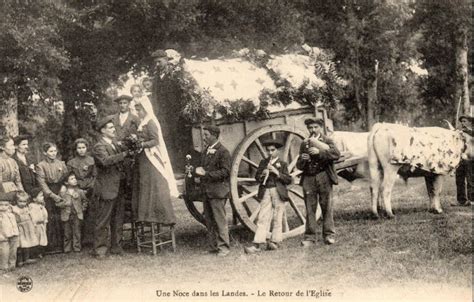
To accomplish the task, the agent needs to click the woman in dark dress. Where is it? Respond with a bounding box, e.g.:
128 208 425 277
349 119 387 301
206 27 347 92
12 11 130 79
36 142 68 253
131 102 176 225
12 135 37 196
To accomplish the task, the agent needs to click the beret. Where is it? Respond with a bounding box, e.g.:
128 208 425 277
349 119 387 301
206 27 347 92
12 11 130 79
304 118 324 126
113 95 133 103
203 125 221 137
458 115 473 123
262 139 283 148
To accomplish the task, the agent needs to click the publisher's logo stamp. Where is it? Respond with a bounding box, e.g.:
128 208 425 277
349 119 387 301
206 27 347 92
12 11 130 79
17 276 33 293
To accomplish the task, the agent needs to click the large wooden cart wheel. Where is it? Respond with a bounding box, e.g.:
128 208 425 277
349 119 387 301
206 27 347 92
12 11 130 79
183 193 206 226
230 125 321 239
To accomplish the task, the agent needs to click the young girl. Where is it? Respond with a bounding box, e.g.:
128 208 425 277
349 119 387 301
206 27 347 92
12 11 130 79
36 142 68 253
28 187 48 259
11 191 38 266
0 193 19 272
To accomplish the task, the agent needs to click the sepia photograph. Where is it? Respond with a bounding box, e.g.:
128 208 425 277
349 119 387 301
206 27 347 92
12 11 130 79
0 0 472 301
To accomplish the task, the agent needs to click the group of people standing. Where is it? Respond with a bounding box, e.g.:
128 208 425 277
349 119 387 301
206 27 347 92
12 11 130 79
192 118 341 256
0 81 178 271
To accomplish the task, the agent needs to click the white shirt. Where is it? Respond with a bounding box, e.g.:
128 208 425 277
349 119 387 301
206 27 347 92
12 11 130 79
119 112 129 127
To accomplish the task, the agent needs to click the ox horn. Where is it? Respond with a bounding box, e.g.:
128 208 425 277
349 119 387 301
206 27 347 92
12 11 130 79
444 119 455 130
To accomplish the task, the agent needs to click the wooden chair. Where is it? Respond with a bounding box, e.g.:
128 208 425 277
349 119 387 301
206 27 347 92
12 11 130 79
134 222 176 255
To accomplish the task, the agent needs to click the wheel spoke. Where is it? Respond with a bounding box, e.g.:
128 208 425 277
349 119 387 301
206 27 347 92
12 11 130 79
290 170 302 177
242 202 253 217
249 204 261 222
238 190 258 203
282 133 294 162
254 138 267 158
288 187 304 199
282 209 290 232
288 155 299 172
237 177 257 183
242 156 259 169
288 195 305 223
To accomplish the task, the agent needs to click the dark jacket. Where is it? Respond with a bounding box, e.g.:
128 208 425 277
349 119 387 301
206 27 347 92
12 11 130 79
92 138 126 200
67 155 96 192
200 142 231 199
296 134 340 185
57 187 88 221
255 157 292 201
12 153 37 196
112 112 140 141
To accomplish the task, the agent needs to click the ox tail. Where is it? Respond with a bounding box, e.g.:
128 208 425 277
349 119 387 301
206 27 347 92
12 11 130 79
367 123 384 173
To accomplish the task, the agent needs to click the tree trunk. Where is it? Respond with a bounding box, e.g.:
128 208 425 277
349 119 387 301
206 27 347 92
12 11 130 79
455 28 470 119
0 92 19 137
366 60 379 131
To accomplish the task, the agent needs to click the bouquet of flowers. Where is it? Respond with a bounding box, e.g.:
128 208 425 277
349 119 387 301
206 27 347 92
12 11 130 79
122 134 143 154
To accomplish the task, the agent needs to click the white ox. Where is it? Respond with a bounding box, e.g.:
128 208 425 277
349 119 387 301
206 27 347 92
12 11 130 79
368 122 473 218
330 131 370 181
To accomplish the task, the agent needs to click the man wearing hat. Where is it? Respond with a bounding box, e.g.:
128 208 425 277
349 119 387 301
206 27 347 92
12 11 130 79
454 115 473 206
297 118 340 246
91 116 131 258
112 95 139 142
244 139 292 254
195 125 232 257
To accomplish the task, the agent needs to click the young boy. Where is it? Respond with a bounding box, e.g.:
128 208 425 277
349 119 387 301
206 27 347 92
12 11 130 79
244 139 292 254
57 172 88 253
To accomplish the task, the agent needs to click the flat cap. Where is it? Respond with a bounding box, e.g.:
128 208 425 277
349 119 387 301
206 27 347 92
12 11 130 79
304 118 324 126
96 115 115 132
262 139 283 148
113 95 133 103
203 125 221 137
458 115 473 123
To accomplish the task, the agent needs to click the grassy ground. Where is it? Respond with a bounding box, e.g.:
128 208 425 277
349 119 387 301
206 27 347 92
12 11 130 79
1 176 472 302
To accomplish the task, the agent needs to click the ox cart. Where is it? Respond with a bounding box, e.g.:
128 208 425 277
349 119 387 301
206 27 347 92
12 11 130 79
181 106 366 238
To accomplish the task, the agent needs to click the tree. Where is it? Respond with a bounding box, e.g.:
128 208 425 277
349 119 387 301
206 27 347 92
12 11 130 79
301 0 421 129
0 1 71 137
412 0 472 125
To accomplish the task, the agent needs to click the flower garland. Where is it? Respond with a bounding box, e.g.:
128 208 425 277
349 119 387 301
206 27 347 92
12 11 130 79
153 46 346 123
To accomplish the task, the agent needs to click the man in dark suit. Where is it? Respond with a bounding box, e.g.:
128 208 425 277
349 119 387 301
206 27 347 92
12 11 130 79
244 139 292 254
91 116 130 258
112 94 139 203
297 118 340 246
195 125 231 257
454 115 473 206
112 95 139 142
